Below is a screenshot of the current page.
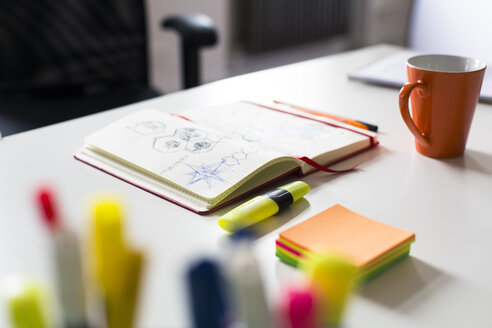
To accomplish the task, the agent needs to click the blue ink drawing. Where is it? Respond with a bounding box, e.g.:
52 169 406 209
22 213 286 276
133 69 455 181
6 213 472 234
185 162 225 187
184 153 244 187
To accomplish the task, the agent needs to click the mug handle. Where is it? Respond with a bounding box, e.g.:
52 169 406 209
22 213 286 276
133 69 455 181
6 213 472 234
398 81 430 147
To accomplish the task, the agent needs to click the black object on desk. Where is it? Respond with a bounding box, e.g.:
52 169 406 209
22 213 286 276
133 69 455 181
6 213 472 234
0 0 218 137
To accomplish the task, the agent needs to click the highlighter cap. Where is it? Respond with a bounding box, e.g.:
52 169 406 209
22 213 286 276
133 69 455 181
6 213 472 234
283 286 318 328
89 196 126 289
186 259 228 327
305 253 356 278
4 275 51 328
91 196 125 246
279 181 310 202
304 252 356 326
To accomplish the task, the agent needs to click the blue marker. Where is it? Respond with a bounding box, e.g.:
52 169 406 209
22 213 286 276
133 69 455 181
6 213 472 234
186 259 229 328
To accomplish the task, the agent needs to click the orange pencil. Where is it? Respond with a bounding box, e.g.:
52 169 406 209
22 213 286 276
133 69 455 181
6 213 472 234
273 100 378 132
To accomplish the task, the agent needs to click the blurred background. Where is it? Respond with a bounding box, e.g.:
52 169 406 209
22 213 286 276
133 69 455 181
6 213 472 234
6 0 490 136
153 0 412 92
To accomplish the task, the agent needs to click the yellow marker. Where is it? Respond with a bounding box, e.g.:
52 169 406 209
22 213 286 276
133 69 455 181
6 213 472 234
304 253 356 326
4 275 51 328
89 197 144 328
218 181 310 232
90 197 127 300
111 250 144 328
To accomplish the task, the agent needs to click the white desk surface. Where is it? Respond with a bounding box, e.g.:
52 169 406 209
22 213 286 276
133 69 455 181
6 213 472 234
1 44 492 327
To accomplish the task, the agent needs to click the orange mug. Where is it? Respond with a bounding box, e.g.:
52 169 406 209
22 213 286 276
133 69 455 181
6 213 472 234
399 54 486 158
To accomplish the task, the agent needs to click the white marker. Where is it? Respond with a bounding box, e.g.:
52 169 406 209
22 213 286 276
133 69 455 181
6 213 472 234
37 188 88 328
226 241 271 328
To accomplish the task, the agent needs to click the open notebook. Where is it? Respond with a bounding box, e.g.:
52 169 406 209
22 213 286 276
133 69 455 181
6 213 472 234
75 102 378 213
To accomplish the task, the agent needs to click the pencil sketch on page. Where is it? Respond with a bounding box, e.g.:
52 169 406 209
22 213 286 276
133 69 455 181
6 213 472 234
229 121 340 142
132 121 167 135
120 114 266 193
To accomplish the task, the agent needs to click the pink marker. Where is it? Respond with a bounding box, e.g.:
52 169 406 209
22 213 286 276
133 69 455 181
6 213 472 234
279 286 319 328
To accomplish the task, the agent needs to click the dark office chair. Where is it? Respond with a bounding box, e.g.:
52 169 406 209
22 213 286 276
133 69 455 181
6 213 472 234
0 0 218 137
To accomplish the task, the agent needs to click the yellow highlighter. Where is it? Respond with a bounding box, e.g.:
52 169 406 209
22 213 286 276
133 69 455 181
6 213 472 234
90 198 127 300
5 275 52 328
305 253 356 326
218 181 310 233
89 197 144 328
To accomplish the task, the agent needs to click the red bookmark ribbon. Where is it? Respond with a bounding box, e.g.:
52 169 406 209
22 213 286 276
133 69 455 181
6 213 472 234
294 156 357 173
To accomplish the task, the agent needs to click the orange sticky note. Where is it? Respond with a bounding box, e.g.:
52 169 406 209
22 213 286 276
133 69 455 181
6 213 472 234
279 204 415 270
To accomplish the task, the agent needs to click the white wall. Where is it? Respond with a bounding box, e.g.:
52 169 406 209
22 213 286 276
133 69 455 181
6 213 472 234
147 0 231 93
409 0 492 62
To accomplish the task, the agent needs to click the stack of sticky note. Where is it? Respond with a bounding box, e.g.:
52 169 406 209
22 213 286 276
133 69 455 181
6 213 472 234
276 204 415 283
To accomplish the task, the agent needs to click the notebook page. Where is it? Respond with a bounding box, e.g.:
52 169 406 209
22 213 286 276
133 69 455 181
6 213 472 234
84 110 285 200
184 102 367 161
